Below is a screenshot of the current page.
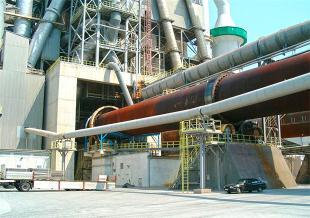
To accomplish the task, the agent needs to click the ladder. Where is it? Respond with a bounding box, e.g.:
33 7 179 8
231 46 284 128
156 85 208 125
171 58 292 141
143 0 152 75
180 133 189 192
170 134 199 192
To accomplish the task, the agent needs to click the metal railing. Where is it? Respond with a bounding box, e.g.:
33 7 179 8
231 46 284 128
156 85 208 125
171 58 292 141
50 140 77 151
142 63 196 85
59 56 105 68
26 68 44 75
181 118 222 134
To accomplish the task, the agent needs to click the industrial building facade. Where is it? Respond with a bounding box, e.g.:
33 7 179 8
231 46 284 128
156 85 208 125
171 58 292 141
0 0 309 190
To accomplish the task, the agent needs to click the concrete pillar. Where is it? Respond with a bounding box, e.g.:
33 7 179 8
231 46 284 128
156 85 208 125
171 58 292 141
296 155 310 184
44 63 77 180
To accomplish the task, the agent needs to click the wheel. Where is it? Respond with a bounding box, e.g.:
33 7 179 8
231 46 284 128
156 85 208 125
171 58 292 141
249 190 252 193
237 188 241 193
257 187 262 192
227 190 231 194
19 182 31 192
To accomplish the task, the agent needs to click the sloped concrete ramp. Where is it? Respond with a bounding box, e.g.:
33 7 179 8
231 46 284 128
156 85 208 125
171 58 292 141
206 144 296 190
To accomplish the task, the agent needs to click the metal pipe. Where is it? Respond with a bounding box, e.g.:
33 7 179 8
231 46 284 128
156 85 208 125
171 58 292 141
95 0 101 67
104 0 121 44
14 0 33 37
142 20 310 98
0 0 5 48
28 0 66 67
156 0 182 69
106 62 134 106
213 0 235 27
96 53 310 134
184 0 211 61
25 73 310 139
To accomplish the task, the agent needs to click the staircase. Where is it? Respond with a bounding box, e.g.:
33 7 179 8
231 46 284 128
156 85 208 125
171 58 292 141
170 134 200 191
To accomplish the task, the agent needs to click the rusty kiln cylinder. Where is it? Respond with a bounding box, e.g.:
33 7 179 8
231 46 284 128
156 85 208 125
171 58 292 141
92 52 310 135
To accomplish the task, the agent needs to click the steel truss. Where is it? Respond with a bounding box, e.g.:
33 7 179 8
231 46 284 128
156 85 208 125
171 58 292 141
68 0 141 73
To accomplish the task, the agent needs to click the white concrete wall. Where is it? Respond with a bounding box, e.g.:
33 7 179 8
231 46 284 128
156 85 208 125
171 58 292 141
91 153 150 187
150 158 179 187
92 155 113 181
0 32 45 150
60 62 134 86
91 153 180 188
114 153 150 187
44 62 77 180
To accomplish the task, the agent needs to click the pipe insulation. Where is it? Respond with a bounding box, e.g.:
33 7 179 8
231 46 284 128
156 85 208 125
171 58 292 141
24 73 310 139
94 52 310 135
142 20 310 98
14 0 33 37
156 0 182 69
28 0 66 67
0 0 5 48
184 0 212 60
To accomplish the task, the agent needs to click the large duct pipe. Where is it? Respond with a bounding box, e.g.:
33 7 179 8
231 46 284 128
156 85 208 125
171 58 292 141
14 0 33 37
25 73 310 139
214 0 235 27
94 52 310 135
104 0 121 44
142 20 310 98
156 0 182 69
184 0 212 61
106 62 133 106
0 0 5 48
28 0 66 67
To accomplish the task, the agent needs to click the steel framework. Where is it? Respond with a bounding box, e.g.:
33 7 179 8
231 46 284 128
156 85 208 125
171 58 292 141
68 0 141 74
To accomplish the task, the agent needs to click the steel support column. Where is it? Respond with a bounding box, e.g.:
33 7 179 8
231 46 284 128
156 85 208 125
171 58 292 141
200 139 206 189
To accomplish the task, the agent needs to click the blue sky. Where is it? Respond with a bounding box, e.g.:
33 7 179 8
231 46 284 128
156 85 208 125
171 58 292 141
209 0 310 42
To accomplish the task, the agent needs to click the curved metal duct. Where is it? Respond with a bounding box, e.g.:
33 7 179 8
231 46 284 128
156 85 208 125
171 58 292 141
14 0 33 37
94 52 310 135
28 0 66 67
106 62 134 106
142 20 310 98
184 0 212 61
0 0 5 48
156 0 182 69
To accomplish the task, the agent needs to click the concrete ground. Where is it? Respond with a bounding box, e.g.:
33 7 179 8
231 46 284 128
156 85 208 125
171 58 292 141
0 186 309 218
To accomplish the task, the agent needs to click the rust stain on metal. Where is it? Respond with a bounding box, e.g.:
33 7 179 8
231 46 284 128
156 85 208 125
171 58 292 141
93 52 310 135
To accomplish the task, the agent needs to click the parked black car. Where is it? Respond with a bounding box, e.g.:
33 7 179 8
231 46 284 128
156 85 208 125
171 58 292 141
224 178 267 193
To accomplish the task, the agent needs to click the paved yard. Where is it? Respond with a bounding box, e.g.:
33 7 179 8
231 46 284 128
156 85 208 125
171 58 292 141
0 186 309 217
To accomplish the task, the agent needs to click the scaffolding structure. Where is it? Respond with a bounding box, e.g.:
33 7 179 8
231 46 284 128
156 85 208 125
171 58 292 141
68 0 140 73
143 0 152 75
263 115 283 147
